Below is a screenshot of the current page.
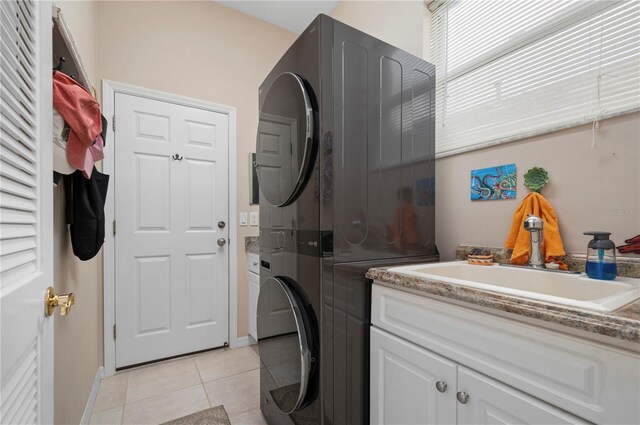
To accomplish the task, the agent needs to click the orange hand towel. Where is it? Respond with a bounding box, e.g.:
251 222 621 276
505 192 566 267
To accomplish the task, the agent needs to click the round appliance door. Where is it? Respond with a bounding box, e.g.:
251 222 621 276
256 72 314 207
257 277 315 414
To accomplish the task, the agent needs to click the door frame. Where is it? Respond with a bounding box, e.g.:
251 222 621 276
101 80 238 376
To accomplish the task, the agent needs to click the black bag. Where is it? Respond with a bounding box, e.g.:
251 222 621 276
69 167 109 261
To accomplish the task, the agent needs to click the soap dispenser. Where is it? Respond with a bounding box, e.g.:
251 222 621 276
583 231 617 280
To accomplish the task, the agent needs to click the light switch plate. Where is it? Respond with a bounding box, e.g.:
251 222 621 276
250 212 259 226
240 212 248 226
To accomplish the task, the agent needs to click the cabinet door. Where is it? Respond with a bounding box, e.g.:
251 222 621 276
371 327 456 425
248 271 259 339
457 366 588 425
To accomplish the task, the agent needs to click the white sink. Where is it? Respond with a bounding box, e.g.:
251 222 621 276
387 261 640 312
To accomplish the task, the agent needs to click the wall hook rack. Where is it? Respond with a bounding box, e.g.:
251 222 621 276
53 56 65 72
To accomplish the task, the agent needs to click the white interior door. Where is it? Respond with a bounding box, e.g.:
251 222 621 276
114 92 229 368
0 1 54 423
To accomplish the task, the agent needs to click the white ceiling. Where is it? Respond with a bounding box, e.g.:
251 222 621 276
217 1 340 34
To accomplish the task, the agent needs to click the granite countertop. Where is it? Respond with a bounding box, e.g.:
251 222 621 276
366 247 640 345
245 236 259 254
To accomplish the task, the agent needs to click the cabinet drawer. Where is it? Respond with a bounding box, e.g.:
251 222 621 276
372 284 640 424
248 252 260 274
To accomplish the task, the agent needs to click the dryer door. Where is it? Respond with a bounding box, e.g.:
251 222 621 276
257 277 315 414
256 72 315 207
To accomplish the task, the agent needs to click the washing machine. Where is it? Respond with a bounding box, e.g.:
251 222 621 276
256 14 438 425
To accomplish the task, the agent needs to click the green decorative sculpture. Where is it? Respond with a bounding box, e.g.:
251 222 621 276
524 167 549 193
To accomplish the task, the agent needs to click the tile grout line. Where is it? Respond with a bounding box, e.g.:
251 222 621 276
193 358 216 409
120 371 130 425
194 356 205 385
202 381 215 409
200 365 260 386
90 372 129 421
123 358 202 406
115 348 259 422
120 383 210 425
125 381 199 407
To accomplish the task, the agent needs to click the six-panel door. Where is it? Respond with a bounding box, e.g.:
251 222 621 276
114 93 229 367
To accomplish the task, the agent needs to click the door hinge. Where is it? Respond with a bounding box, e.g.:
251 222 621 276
113 220 116 236
113 324 117 339
112 115 116 132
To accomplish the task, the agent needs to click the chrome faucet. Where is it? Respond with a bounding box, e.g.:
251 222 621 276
524 214 545 268
500 214 580 274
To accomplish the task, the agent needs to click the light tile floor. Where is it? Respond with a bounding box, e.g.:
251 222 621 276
90 345 266 425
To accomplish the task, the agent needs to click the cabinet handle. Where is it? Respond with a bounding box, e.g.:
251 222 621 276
435 381 447 393
456 392 469 404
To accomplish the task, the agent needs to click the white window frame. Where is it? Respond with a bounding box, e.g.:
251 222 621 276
429 0 640 158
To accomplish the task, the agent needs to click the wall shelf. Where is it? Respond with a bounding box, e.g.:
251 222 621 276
52 5 93 95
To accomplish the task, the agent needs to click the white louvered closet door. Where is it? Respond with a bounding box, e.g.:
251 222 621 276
1 1 54 424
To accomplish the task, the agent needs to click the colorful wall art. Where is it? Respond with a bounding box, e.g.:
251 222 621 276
470 163 516 201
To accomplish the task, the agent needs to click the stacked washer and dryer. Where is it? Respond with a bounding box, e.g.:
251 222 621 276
255 15 438 425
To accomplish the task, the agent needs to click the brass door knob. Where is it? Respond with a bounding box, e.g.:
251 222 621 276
45 287 75 317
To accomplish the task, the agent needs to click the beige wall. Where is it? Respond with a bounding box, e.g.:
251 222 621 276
330 0 425 57
95 1 296 338
53 2 102 425
436 113 640 260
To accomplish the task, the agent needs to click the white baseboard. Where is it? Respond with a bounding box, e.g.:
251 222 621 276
236 336 250 348
80 366 104 425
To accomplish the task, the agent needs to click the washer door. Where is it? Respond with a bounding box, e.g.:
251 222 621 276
256 72 314 207
257 277 314 414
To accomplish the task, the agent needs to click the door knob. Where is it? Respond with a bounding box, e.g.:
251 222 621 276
218 221 226 229
435 381 447 393
217 238 227 246
456 392 470 404
45 287 75 317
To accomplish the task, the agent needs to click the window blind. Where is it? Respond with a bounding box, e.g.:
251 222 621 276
430 0 640 156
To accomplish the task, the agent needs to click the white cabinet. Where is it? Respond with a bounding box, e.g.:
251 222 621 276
371 328 586 425
457 367 588 425
371 327 456 425
371 284 640 425
247 252 260 340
